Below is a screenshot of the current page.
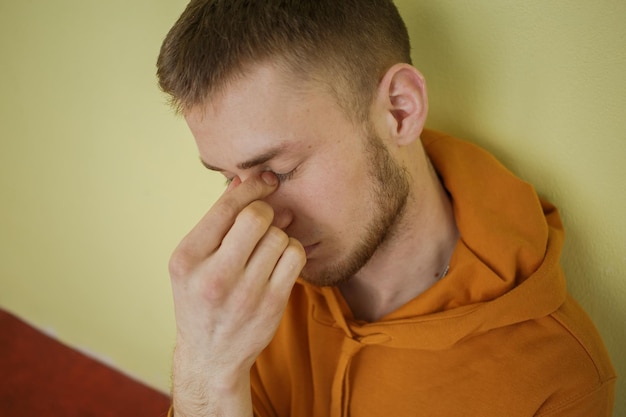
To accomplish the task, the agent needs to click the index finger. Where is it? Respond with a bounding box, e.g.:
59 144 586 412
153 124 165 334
177 172 279 260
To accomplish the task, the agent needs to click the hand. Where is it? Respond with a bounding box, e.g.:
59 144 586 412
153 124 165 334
168 172 306 415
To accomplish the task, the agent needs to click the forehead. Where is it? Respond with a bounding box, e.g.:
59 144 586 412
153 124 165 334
187 63 311 122
184 63 358 168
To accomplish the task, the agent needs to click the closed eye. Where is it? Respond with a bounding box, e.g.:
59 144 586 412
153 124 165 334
273 168 297 183
223 166 297 186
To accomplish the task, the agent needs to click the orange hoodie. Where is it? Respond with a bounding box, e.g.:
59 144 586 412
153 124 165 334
249 130 616 417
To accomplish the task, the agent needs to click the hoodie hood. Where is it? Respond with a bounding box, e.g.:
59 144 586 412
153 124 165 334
299 130 569 417
250 130 601 417
301 130 567 351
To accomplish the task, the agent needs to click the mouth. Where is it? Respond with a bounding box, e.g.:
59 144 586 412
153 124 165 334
303 243 319 259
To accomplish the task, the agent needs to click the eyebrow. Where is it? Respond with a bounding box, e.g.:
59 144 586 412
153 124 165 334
200 143 289 172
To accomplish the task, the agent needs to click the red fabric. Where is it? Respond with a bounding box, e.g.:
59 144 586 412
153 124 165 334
0 309 170 416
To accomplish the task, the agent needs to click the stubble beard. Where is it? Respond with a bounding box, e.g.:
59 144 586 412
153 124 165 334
300 130 411 287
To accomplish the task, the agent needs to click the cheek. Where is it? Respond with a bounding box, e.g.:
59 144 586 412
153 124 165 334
280 148 372 221
268 178 333 226
303 172 367 221
288 178 330 212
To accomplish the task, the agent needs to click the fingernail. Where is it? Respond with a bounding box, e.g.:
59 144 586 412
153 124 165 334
227 176 241 190
261 171 278 186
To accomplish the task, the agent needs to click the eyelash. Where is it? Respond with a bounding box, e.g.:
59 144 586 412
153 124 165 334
224 168 297 185
273 168 297 183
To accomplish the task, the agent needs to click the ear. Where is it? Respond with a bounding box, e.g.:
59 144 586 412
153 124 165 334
374 64 428 146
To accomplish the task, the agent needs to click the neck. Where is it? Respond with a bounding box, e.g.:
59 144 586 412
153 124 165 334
339 156 458 322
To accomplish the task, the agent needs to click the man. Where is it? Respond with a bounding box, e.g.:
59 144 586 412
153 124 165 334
156 1 616 416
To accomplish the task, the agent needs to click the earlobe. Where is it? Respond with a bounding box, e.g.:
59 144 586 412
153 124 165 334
379 64 428 145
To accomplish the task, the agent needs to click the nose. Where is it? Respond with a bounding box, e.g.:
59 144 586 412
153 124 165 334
261 189 294 230
270 205 294 230
236 172 294 230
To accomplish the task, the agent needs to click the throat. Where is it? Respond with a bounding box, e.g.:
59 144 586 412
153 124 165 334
339 153 459 322
339 262 448 322
339 195 459 322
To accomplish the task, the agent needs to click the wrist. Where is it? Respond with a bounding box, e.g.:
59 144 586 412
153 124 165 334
171 370 252 417
173 342 252 391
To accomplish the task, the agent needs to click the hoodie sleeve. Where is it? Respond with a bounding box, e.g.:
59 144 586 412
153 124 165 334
251 363 279 417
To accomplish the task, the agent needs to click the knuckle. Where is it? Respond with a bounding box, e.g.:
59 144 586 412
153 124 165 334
264 283 293 315
168 249 194 278
265 226 289 250
286 238 306 260
288 237 305 252
211 196 241 222
242 176 266 196
263 291 285 314
196 260 236 302
238 201 274 230
199 273 229 302
280 239 307 271
229 284 255 310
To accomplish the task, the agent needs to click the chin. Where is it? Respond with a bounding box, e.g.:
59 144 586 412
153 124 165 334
298 260 356 288
299 264 333 287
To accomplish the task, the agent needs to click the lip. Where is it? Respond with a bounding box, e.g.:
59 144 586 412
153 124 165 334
303 243 319 258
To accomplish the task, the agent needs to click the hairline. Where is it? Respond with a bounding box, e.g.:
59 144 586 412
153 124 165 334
183 56 380 127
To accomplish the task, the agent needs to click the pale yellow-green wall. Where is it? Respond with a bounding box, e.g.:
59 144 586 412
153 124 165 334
1 0 624 414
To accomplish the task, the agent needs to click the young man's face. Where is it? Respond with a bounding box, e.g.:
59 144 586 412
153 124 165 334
184 64 410 286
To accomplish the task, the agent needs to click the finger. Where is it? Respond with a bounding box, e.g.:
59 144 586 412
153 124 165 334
267 238 306 297
177 172 279 260
242 226 290 287
226 175 242 191
219 200 276 266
